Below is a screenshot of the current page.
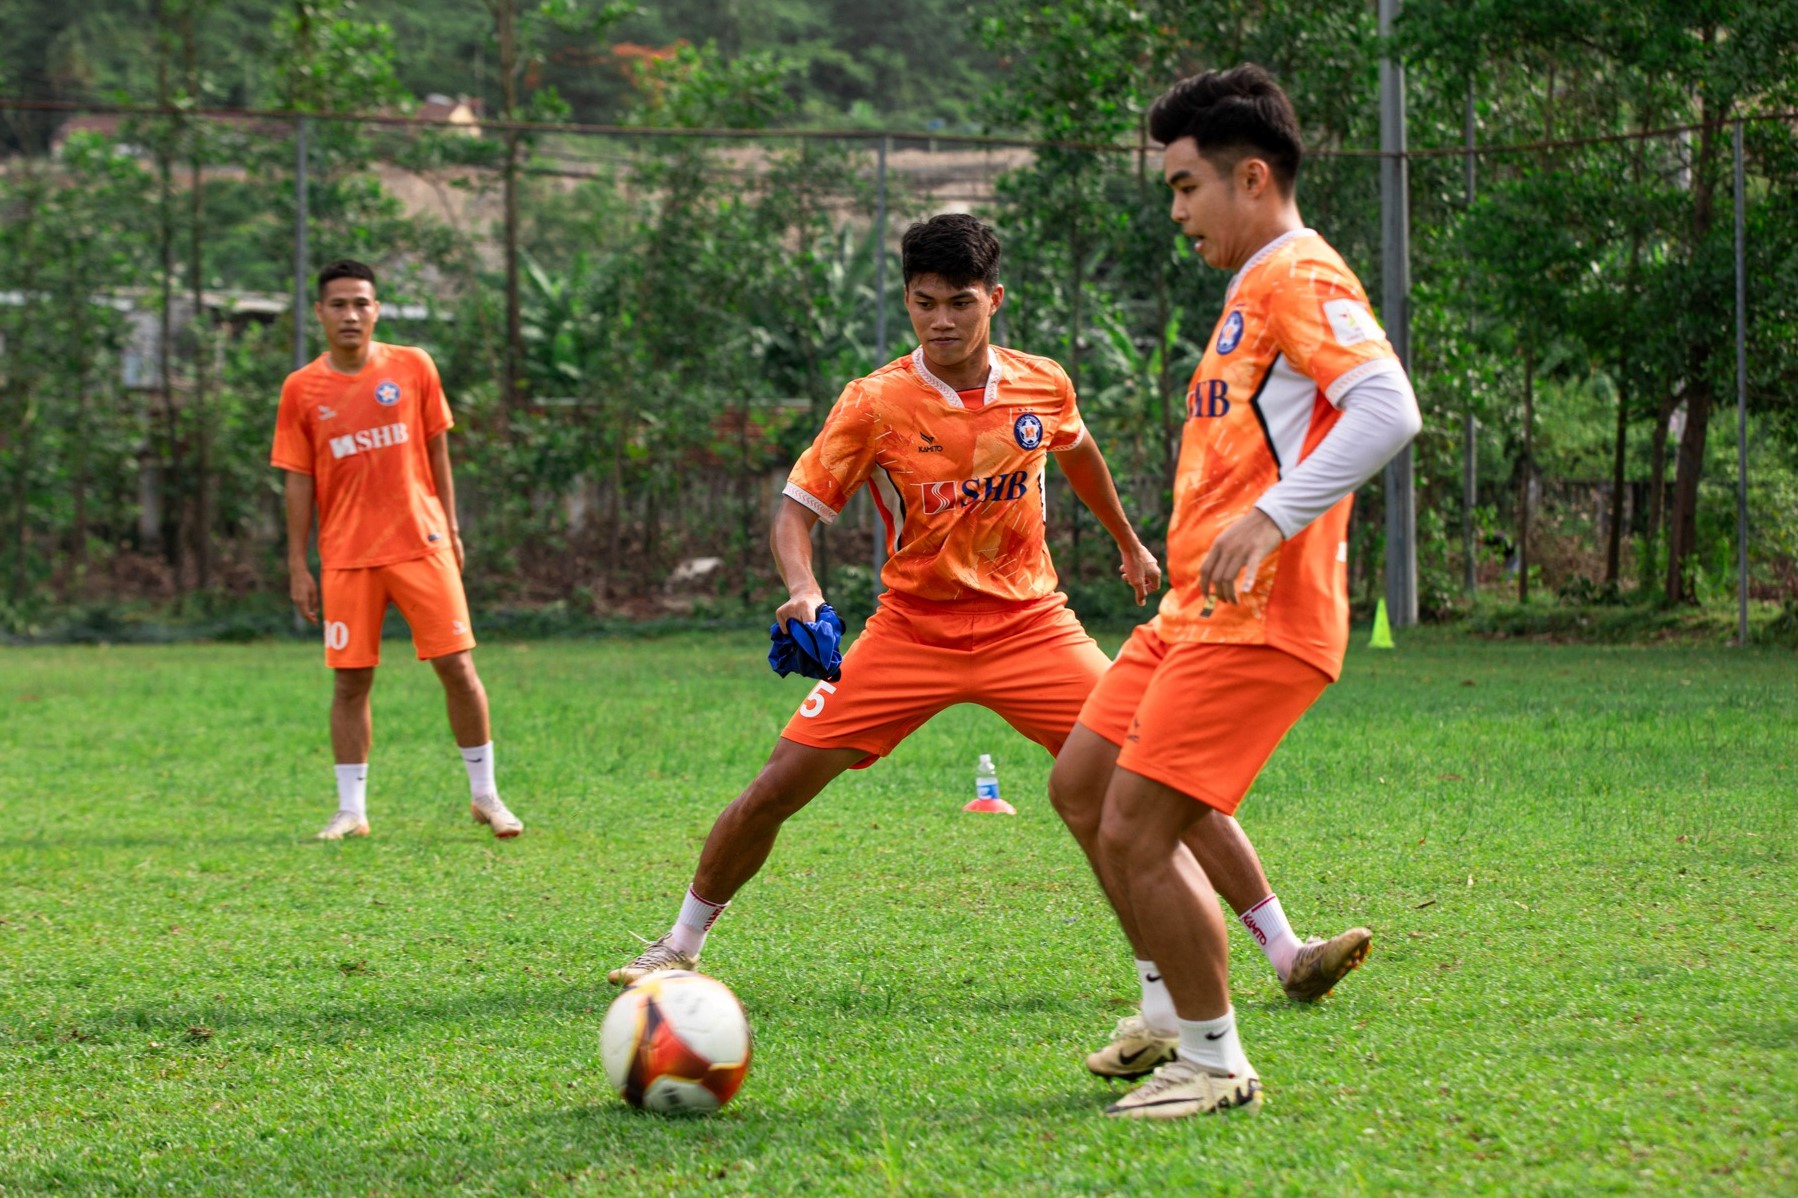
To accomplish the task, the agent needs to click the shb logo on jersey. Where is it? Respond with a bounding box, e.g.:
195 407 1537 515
1188 379 1231 419
1217 309 1245 355
1012 413 1045 450
913 472 1031 515
375 380 401 406
330 422 411 459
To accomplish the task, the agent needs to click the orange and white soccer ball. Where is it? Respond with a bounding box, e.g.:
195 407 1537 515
600 970 752 1114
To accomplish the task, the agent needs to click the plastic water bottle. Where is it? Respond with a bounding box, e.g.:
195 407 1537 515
963 752 1016 815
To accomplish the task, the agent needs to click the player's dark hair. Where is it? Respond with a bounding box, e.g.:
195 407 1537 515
1148 64 1303 194
317 258 377 298
900 213 1001 290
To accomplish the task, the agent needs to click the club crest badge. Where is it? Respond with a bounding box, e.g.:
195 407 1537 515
1013 413 1045 450
1216 310 1245 355
375 380 401 406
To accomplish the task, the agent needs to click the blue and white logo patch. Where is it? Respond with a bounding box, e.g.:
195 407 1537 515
1216 310 1245 355
375 380 401 406
1013 413 1045 450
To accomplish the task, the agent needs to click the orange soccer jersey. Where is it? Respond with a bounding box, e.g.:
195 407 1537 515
270 342 456 569
1153 229 1405 680
784 346 1087 605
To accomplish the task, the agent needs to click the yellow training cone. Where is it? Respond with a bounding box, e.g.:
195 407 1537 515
1369 598 1395 650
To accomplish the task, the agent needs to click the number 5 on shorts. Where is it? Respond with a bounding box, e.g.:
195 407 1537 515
798 680 837 719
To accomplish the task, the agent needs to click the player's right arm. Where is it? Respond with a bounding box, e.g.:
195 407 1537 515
770 498 824 634
283 470 320 624
772 381 879 631
270 376 321 624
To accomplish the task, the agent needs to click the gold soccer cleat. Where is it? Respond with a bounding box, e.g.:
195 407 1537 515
606 933 698 987
1282 927 1372 1002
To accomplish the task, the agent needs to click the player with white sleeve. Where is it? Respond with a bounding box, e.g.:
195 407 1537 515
1054 64 1421 1119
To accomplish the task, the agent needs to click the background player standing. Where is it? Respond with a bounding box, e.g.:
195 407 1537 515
1053 66 1422 1119
608 216 1365 1021
272 259 523 842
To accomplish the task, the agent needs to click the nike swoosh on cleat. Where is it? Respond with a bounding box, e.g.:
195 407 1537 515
1116 1046 1155 1066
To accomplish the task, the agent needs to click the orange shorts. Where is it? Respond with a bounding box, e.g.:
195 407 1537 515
320 550 475 669
1078 624 1330 815
780 592 1109 767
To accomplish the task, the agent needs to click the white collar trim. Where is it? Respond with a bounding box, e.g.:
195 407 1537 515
1225 228 1317 304
911 345 1003 409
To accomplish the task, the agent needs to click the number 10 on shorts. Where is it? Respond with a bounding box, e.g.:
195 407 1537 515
798 681 837 718
325 620 350 651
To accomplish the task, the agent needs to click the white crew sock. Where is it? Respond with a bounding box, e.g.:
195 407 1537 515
666 887 729 958
459 742 496 797
1177 1008 1253 1079
1240 893 1302 980
334 764 368 817
1136 959 1178 1035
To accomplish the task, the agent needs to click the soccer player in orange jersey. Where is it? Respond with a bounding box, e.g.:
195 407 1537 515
272 259 523 842
1054 67 1422 1119
607 216 1366 1011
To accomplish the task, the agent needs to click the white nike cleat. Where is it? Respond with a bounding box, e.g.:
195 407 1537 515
1104 1057 1263 1119
316 810 370 840
471 792 523 838
1085 1014 1180 1079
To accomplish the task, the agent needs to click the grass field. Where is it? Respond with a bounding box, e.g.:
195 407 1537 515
2 630 1794 1196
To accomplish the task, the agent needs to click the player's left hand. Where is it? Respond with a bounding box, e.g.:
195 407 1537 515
449 529 465 572
1198 508 1284 606
1117 540 1162 606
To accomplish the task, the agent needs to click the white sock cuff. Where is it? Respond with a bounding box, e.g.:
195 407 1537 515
334 763 368 817
1135 959 1178 1035
677 887 729 933
1240 893 1291 947
1176 1007 1251 1078
459 742 496 797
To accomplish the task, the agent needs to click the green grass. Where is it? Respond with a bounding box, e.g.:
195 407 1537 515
1 631 1794 1196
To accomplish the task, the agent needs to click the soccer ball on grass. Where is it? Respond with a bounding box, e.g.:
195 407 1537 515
599 969 752 1113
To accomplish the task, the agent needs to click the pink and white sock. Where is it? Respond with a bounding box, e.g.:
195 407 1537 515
1240 893 1302 980
666 887 729 958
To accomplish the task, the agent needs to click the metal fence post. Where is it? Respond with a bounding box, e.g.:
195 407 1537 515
1379 0 1417 627
1463 80 1478 598
1734 120 1749 647
292 115 308 372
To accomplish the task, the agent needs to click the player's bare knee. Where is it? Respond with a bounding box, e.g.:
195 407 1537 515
430 651 481 694
1047 766 1102 839
332 667 375 702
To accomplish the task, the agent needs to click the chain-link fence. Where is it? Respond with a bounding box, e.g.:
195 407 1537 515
2 101 1794 633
